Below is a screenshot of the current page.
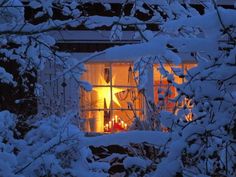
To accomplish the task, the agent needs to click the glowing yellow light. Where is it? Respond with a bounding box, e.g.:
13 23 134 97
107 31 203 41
93 75 124 107
185 113 193 121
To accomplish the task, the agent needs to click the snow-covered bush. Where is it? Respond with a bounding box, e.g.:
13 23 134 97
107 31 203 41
104 1 236 176
0 111 85 177
0 111 22 177
135 5 236 177
16 112 81 177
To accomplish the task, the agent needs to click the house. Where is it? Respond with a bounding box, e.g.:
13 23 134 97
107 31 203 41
36 0 235 133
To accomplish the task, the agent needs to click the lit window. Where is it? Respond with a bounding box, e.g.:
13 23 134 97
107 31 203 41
80 63 143 132
80 62 196 132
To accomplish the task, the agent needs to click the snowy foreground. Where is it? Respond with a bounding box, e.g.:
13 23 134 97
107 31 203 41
1 111 234 177
0 110 166 177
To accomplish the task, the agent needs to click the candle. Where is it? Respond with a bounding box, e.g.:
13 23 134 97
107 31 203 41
115 115 118 123
124 123 127 130
121 121 124 128
112 118 115 125
109 121 112 129
105 123 109 131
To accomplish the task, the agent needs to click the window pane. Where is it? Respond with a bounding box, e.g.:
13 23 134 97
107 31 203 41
81 110 109 132
153 64 182 111
80 62 143 133
112 87 143 114
80 87 111 110
81 63 111 85
112 63 137 86
153 64 183 85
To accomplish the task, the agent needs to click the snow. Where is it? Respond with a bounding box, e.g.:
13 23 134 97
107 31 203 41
85 16 119 29
163 8 236 34
155 159 182 177
159 111 178 128
0 67 16 85
0 0 235 176
78 80 93 91
81 131 169 147
123 156 152 169
0 0 24 24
